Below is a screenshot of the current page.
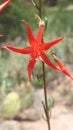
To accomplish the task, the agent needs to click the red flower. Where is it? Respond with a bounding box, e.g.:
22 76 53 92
1 20 72 80
0 0 11 12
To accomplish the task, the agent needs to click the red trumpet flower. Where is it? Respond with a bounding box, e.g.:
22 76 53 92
53 54 73 80
0 0 11 12
1 20 72 80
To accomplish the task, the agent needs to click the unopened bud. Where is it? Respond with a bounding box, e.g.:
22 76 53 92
35 14 45 26
52 54 59 60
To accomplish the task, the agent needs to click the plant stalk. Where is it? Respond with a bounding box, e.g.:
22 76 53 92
39 0 51 130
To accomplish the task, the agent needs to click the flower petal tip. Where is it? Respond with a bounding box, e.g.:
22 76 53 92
22 19 24 22
29 77 31 82
0 34 3 37
0 0 11 12
61 35 64 39
22 19 28 26
22 19 26 23
71 76 73 80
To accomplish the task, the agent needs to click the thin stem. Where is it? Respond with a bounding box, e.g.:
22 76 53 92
39 0 42 18
32 0 39 10
38 0 51 130
42 63 51 130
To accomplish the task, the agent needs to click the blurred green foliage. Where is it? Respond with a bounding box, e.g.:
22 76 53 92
0 0 37 40
0 0 73 40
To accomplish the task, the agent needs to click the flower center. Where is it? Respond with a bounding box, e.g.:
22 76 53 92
32 45 41 58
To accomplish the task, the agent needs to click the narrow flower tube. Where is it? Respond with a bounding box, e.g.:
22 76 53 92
53 54 73 80
40 52 60 71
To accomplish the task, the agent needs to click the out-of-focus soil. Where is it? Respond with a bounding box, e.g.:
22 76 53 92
0 76 73 130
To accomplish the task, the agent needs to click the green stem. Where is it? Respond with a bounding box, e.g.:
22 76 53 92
39 0 42 18
38 0 51 130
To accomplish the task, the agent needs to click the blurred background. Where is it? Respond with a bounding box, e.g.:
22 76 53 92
0 0 73 129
